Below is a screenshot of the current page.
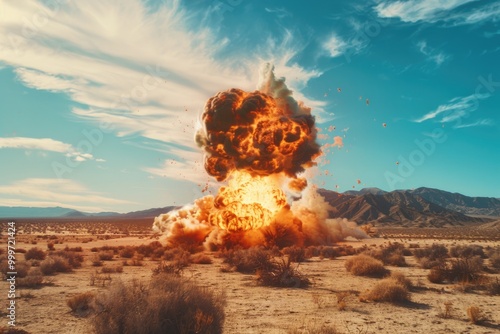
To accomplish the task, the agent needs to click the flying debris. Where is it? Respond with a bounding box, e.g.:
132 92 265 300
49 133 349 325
366 99 370 105
357 179 361 184
337 87 341 93
396 161 399 165
382 123 387 128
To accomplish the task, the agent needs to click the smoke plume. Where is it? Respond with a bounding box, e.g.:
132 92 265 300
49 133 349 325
154 64 367 250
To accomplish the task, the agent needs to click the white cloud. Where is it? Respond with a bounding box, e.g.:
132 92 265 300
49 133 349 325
0 0 327 182
375 0 477 23
446 2 500 25
0 136 98 161
322 31 369 62
0 178 131 212
323 34 347 58
454 118 494 129
417 40 449 67
414 93 490 123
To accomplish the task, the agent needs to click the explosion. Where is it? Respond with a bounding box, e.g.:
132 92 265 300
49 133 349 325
154 64 367 249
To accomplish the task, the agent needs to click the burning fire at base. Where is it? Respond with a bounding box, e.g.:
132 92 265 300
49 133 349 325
154 64 367 249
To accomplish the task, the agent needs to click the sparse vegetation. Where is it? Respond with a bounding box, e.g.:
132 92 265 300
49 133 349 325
92 274 226 334
24 247 46 261
466 305 485 324
190 253 213 264
40 256 72 275
256 257 310 288
361 277 411 303
345 254 388 277
67 292 95 315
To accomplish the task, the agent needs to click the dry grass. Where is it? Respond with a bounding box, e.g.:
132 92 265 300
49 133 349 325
466 305 485 324
40 256 72 275
437 301 454 319
336 291 351 311
361 277 411 303
282 246 307 262
190 253 213 264
345 254 388 277
256 257 310 288
92 274 226 334
221 247 274 274
67 291 95 316
24 247 46 261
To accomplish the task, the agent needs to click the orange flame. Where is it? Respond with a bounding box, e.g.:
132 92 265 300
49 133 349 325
209 171 287 231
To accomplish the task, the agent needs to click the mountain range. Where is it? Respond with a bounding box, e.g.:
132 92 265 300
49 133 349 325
1 187 499 228
0 205 177 219
318 187 500 227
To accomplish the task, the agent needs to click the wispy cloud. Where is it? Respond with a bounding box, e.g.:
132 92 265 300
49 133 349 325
264 7 292 19
375 0 477 23
454 119 494 129
322 31 369 60
446 2 500 26
323 34 347 58
417 41 449 67
0 178 131 212
375 0 500 27
0 0 327 183
414 94 490 124
0 137 98 161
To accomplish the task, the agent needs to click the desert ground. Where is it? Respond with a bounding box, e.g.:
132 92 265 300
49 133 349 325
1 218 499 334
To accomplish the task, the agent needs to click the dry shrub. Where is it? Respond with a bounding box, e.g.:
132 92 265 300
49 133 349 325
345 254 388 277
361 277 411 303
16 268 44 288
164 248 191 265
136 241 164 258
190 253 213 264
24 247 46 261
100 265 123 274
47 242 55 251
487 249 500 269
119 246 136 259
305 246 320 258
486 277 500 295
152 261 185 276
98 251 114 261
282 246 307 262
40 256 72 275
67 291 95 316
450 245 485 259
437 301 454 319
318 246 338 259
336 291 351 311
256 257 310 288
91 254 103 267
51 250 84 268
222 247 274 274
390 272 413 290
414 244 448 269
92 274 226 334
89 272 112 287
364 243 407 267
64 246 83 252
448 257 483 282
466 305 485 324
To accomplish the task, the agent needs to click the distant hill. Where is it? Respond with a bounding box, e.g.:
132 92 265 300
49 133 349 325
344 187 388 196
407 187 500 217
0 206 174 219
319 188 491 227
2 187 499 228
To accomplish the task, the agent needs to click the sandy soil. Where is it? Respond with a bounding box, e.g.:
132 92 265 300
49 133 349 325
1 232 499 334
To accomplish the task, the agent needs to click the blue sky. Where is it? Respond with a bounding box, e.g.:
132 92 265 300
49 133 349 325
0 0 499 213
